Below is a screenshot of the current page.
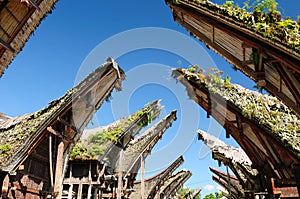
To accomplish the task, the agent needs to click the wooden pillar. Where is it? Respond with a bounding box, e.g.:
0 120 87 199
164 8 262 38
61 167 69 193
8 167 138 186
117 150 123 199
77 183 83 199
87 162 92 199
54 139 64 199
68 184 73 199
141 154 145 199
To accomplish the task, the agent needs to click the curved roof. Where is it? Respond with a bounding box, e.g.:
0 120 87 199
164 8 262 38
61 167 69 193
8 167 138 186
0 58 125 172
173 68 300 187
0 0 59 77
166 0 300 116
131 156 184 199
158 170 192 198
119 110 177 174
198 130 258 189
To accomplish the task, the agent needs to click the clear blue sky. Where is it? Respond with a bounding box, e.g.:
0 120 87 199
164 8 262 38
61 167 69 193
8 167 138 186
0 0 299 197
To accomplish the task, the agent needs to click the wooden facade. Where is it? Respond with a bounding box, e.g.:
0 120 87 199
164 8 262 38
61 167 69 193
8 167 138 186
0 58 125 199
166 0 300 117
131 156 184 199
173 68 300 198
0 0 58 77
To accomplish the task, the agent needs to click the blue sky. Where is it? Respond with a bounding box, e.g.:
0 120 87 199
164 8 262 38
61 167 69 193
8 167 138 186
0 0 299 197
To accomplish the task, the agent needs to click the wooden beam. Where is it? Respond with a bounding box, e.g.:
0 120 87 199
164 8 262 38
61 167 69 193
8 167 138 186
274 63 300 103
57 117 79 134
49 135 54 188
0 38 14 52
53 139 64 199
47 126 74 143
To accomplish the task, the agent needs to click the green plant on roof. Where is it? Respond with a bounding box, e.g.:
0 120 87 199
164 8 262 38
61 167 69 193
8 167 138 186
186 0 299 53
0 143 10 154
178 67 300 153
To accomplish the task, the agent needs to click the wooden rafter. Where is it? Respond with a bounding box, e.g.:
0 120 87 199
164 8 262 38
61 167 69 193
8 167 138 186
274 62 300 103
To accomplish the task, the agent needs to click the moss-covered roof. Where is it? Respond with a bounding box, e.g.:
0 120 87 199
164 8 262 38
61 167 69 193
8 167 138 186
173 68 300 156
0 58 125 172
69 100 162 161
168 0 300 56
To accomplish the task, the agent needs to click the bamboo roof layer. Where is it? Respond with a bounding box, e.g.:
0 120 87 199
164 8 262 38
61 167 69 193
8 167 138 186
0 58 125 173
166 0 300 116
69 100 162 162
198 130 259 190
132 156 184 199
0 0 58 77
173 68 300 186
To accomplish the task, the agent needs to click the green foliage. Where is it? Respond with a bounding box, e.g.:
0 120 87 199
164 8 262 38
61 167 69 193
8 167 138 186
252 0 278 13
0 144 10 154
177 187 200 199
203 192 227 199
203 193 215 199
189 0 299 52
70 145 92 160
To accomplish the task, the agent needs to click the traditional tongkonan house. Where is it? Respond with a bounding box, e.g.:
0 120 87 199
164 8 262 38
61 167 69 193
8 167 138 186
166 0 300 116
62 101 164 198
173 68 300 198
131 156 184 199
210 167 243 199
158 170 192 199
198 130 259 198
0 0 59 77
63 103 178 198
0 58 125 199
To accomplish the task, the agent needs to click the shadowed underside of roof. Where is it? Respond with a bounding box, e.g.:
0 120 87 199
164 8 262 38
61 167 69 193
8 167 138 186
172 68 300 187
210 167 242 199
198 130 258 188
118 110 177 175
166 0 300 116
159 170 192 198
131 156 184 199
0 58 125 172
0 0 59 77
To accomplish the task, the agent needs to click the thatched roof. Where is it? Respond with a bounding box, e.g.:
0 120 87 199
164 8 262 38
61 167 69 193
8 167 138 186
69 100 162 162
158 170 192 198
173 68 300 186
198 130 258 188
0 0 59 77
118 110 177 175
131 156 184 199
0 58 125 172
166 0 300 116
167 0 300 55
